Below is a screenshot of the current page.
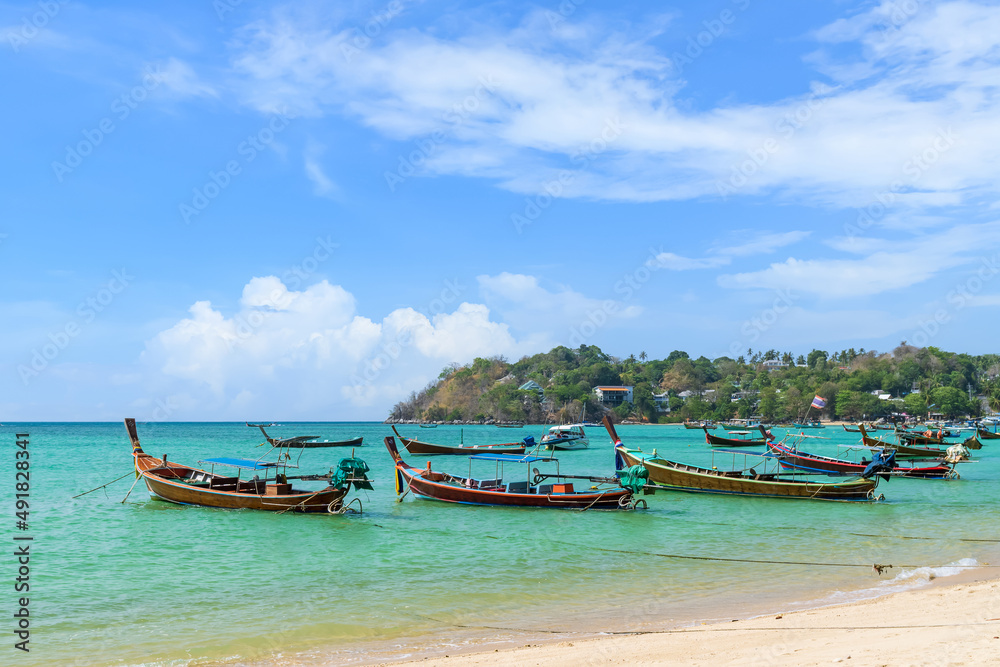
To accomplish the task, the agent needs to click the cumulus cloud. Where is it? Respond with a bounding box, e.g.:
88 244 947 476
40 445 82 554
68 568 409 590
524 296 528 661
138 276 541 418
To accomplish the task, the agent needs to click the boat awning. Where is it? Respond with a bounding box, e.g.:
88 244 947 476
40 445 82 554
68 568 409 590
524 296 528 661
197 457 282 470
469 454 553 463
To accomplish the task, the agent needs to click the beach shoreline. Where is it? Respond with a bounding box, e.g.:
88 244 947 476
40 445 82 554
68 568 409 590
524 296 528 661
365 568 1000 666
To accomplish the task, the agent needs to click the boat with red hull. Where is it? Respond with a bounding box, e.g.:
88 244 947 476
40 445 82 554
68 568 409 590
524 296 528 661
384 436 637 509
767 441 958 479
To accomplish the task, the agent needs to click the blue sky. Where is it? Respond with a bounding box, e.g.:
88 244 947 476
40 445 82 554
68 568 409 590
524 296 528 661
3 0 1000 420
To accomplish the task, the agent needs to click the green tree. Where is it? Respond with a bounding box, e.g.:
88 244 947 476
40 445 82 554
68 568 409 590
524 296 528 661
758 387 778 421
930 386 970 418
903 392 928 417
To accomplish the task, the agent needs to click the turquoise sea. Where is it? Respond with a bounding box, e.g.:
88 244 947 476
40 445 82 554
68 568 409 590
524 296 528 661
6 421 999 666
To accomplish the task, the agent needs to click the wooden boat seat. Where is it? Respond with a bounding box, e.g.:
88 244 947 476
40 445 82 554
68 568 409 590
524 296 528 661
478 479 503 490
209 476 239 490
237 480 265 494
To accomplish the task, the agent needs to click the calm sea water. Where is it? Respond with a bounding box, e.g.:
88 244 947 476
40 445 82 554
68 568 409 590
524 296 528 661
6 421 999 666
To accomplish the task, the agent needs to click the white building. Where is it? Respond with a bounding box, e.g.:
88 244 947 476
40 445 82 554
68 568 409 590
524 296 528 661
594 385 634 406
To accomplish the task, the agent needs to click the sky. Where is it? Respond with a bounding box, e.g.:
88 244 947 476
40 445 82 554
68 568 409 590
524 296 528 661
2 0 1000 421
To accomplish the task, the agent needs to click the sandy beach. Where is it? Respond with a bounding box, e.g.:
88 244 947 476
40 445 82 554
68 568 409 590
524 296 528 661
380 574 1000 666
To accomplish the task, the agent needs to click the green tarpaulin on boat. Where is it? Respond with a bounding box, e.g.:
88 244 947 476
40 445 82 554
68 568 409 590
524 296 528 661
332 457 374 491
618 465 649 494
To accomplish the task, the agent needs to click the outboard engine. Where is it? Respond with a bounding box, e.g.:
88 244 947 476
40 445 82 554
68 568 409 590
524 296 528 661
862 449 897 479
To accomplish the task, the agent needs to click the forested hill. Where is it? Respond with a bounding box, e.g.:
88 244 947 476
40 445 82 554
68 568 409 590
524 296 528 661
387 344 1000 424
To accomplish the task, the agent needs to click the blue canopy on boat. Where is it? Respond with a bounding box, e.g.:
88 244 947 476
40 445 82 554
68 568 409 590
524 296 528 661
197 457 282 470
468 453 553 463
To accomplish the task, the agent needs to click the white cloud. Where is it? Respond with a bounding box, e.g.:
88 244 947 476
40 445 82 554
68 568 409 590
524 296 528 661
649 230 810 271
138 276 531 417
303 142 338 197
477 272 641 341
155 57 217 98
649 252 730 271
227 2 1000 213
713 231 812 257
718 222 1000 297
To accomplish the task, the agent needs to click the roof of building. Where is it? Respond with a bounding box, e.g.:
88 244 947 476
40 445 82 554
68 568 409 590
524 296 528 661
594 385 633 391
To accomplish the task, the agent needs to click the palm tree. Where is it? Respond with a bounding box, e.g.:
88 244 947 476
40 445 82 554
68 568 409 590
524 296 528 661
639 351 647 362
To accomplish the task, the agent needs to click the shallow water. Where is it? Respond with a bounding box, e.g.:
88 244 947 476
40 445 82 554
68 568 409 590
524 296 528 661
6 422 998 666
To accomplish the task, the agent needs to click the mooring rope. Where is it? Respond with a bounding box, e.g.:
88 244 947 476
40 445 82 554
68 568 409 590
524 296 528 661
411 613 1000 637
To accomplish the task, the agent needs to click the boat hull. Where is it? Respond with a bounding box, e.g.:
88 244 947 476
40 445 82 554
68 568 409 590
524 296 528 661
296 436 364 448
386 436 630 509
618 448 878 501
391 426 525 455
399 469 629 509
140 471 347 512
704 430 766 447
129 420 349 513
541 437 589 450
768 442 956 479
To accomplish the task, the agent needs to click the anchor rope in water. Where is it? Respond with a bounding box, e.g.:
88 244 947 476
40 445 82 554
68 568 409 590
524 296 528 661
72 471 136 499
539 537 1000 571
669 516 1000 544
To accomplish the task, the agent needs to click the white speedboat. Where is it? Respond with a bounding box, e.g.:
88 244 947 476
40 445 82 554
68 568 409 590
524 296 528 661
540 424 589 450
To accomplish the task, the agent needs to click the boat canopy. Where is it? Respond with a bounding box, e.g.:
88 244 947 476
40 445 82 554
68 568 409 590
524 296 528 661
548 424 584 433
468 453 553 463
198 457 283 470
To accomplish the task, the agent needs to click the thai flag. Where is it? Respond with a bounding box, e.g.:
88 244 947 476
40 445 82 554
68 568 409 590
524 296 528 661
811 395 827 409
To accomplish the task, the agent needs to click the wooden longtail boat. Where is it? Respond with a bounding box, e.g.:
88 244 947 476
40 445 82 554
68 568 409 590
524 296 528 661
858 425 969 459
384 436 637 509
843 424 862 433
390 425 526 455
605 418 882 501
684 421 715 430
896 429 948 446
976 428 1000 440
767 441 958 479
703 426 767 447
295 436 364 448
247 423 363 448
126 419 372 513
